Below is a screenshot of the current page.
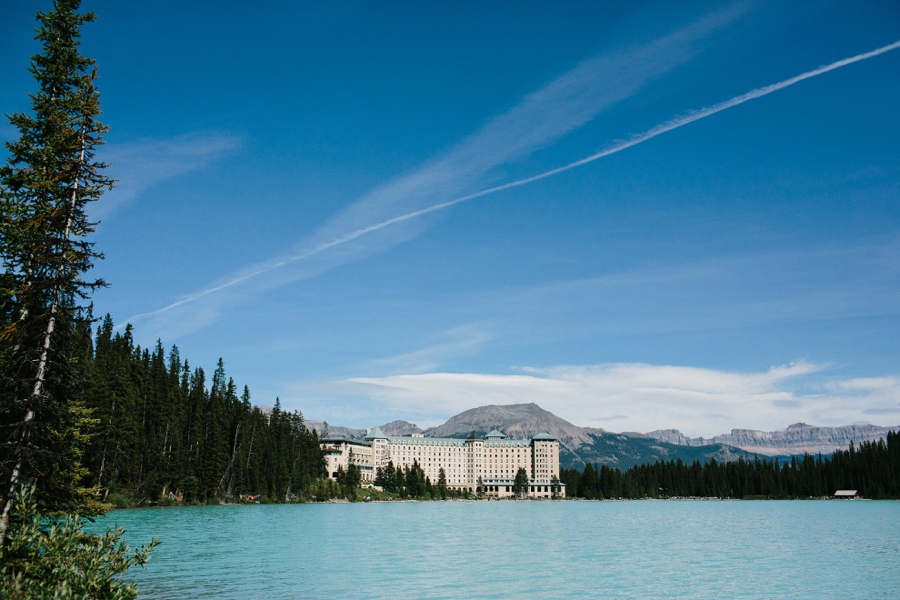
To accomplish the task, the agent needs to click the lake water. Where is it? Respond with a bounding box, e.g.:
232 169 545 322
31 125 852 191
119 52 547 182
91 500 900 599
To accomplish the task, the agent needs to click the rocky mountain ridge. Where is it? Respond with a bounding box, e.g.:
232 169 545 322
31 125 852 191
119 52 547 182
380 420 424 436
305 420 365 440
641 422 900 456
423 403 596 449
305 419 423 439
420 403 753 469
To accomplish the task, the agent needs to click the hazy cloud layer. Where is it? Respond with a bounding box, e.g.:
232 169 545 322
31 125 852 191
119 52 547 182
295 362 900 437
97 131 241 220
362 326 494 375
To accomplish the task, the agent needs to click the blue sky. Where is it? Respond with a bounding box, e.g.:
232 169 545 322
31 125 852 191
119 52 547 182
2 0 899 435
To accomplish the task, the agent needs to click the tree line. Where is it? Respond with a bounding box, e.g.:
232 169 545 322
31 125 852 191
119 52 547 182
375 461 463 499
559 431 900 499
85 316 325 505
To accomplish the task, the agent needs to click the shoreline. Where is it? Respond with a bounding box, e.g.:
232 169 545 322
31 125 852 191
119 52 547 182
108 495 892 510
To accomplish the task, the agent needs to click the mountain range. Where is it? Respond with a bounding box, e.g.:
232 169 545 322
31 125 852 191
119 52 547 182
307 403 898 471
641 422 899 456
418 403 751 470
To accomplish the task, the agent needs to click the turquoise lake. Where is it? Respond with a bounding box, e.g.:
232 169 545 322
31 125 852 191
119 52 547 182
92 500 900 599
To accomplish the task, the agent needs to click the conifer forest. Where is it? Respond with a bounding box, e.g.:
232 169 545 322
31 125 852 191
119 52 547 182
85 316 325 506
560 431 900 500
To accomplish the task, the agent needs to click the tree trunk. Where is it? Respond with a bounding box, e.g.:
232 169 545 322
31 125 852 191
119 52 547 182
219 422 241 498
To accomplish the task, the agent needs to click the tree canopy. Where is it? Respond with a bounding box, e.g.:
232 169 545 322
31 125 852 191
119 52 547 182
560 432 900 500
84 317 325 505
1 0 111 543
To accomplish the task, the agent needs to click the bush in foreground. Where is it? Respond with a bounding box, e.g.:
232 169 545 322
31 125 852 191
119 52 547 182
0 486 158 599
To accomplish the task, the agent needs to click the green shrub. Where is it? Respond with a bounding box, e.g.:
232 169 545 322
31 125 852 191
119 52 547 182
0 486 158 599
105 493 137 509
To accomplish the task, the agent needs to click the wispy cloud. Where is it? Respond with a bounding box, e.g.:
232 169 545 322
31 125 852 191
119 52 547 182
125 21 900 340
123 5 748 336
294 361 900 436
96 131 241 220
363 326 493 375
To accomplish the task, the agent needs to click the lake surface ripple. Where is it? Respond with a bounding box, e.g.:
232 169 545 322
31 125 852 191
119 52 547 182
92 500 900 599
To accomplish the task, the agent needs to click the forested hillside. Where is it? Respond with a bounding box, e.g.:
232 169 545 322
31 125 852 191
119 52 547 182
560 431 900 499
83 315 324 504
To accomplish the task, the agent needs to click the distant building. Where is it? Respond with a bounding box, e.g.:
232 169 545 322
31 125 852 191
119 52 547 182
320 428 564 498
833 490 859 499
321 437 374 482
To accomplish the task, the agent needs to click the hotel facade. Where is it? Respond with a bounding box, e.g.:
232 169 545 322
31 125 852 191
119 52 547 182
321 428 564 498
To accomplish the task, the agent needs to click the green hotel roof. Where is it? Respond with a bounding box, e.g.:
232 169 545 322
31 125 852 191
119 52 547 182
364 426 387 440
320 436 372 446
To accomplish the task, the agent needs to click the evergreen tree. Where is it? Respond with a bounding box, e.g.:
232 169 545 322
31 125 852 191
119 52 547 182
437 467 447 499
335 450 361 498
393 461 405 496
513 467 529 498
0 0 112 543
75 319 325 505
550 476 561 498
404 460 425 498
377 461 396 492
345 463 361 495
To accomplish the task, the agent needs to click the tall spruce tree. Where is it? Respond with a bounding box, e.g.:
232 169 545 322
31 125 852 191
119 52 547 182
437 467 448 499
513 467 529 498
0 0 111 543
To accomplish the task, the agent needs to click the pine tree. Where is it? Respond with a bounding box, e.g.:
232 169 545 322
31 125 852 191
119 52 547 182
550 476 561 498
377 461 396 492
513 467 529 498
0 0 112 543
437 467 447 499
393 461 405 495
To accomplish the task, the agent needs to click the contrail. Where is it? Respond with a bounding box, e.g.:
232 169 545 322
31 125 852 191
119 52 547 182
128 38 900 325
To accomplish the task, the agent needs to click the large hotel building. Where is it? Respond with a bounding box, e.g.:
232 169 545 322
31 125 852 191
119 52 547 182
321 428 564 498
